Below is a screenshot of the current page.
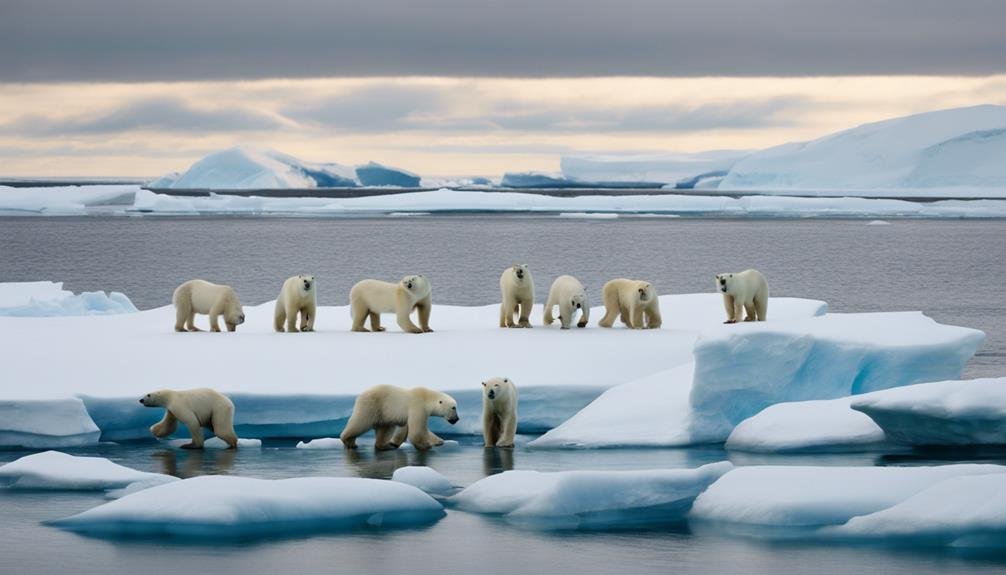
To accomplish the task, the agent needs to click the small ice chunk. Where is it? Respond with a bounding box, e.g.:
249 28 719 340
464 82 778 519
392 466 455 496
296 437 343 450
726 397 885 453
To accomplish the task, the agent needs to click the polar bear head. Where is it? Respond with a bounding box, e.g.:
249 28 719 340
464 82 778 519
482 377 514 401
401 275 431 298
298 274 315 293
637 282 655 303
510 264 530 282
714 273 735 294
430 391 460 424
569 291 586 311
138 389 172 407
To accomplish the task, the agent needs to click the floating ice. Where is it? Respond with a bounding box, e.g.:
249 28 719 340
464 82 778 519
0 398 100 449
296 437 343 450
0 185 138 214
391 466 455 496
0 451 176 492
51 475 445 538
163 147 357 189
163 437 261 449
852 377 1006 445
725 397 886 453
451 462 731 530
561 150 747 188
0 281 136 317
355 162 421 187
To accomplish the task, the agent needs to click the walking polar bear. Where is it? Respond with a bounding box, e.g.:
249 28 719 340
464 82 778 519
274 274 317 332
543 275 589 329
598 278 662 329
499 264 534 328
139 388 238 449
482 377 518 448
172 279 245 332
716 269 769 323
350 275 433 333
340 385 459 451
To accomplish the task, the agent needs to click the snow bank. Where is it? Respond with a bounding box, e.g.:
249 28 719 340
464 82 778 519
827 474 1006 548
355 162 421 187
0 398 100 449
451 462 731 530
689 464 1006 538
0 451 176 492
0 185 138 214
533 312 983 448
725 397 885 453
164 147 357 190
51 475 445 538
852 377 1006 445
392 466 455 496
128 188 1006 217
720 105 1006 196
561 150 747 187
0 281 137 317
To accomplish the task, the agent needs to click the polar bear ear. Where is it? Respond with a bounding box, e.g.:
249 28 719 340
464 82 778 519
481 381 486 387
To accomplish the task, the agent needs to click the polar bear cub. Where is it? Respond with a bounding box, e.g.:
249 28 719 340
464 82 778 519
172 279 245 333
349 275 433 333
274 274 317 332
716 268 769 323
482 377 518 448
598 278 662 329
139 388 238 449
543 275 589 329
340 385 459 451
499 264 534 328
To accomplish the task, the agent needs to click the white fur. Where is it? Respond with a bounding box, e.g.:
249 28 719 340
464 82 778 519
481 377 518 448
349 275 433 333
499 264 534 328
597 278 662 329
172 279 244 332
140 388 237 449
339 385 459 450
543 275 589 329
274 274 317 332
716 269 769 323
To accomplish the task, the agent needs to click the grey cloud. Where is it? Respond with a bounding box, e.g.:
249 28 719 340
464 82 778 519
1 0 1004 81
284 86 450 131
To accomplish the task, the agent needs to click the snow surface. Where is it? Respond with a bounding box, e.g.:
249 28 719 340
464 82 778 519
533 312 983 448
561 150 748 187
0 185 137 214
164 147 357 189
719 105 1006 196
51 475 445 538
392 466 455 496
0 398 100 449
852 377 1006 445
689 464 1006 538
725 397 885 453
451 462 731 530
0 281 136 317
0 451 176 492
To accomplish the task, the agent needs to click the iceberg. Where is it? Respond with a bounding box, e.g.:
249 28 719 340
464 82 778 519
561 150 747 188
851 377 1006 445
719 105 1006 196
0 398 100 449
162 147 357 190
0 451 177 492
451 462 731 530
0 281 137 317
689 464 1006 538
355 162 421 187
51 475 445 538
725 397 885 453
391 466 455 496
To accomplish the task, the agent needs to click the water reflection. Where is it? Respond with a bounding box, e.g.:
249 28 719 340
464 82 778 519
153 448 236 478
482 447 515 475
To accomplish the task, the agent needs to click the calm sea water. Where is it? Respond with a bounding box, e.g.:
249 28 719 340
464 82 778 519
1 215 1005 574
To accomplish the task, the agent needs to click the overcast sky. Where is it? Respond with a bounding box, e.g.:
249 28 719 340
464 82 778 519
1 1 1004 177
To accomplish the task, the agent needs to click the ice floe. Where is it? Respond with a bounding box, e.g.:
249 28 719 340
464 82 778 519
392 466 455 496
0 281 136 317
0 451 176 492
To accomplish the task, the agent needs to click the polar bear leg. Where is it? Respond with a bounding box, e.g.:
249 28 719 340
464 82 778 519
274 300 287 332
350 299 370 332
518 299 532 328
426 430 444 446
374 425 396 450
208 302 223 332
184 310 200 331
722 294 735 323
559 301 573 329
340 410 374 448
302 303 316 331
732 301 744 325
407 406 432 449
211 409 238 449
391 425 409 447
543 294 556 326
396 291 423 333
497 414 516 448
598 297 619 327
482 411 498 446
754 293 768 321
744 302 758 321
417 299 433 332
175 303 189 332
150 411 178 438
646 303 662 329
175 412 205 449
577 304 589 328
285 302 299 333
368 312 385 332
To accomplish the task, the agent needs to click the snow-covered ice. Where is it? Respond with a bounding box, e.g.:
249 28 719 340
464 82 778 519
0 281 136 317
725 397 885 453
852 377 1006 445
689 464 1006 538
561 150 747 187
163 147 357 189
451 462 731 530
392 466 455 496
0 451 176 492
0 398 101 449
0 185 138 215
51 475 445 538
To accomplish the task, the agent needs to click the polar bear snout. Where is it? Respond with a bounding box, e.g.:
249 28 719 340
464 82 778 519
447 414 459 424
487 389 496 400
302 279 312 291
237 314 245 324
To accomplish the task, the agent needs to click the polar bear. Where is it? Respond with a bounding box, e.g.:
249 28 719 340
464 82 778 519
274 274 317 332
349 275 432 333
340 385 459 451
716 269 769 323
543 275 589 329
139 388 238 449
482 377 518 448
598 278 661 329
172 279 245 333
499 264 534 328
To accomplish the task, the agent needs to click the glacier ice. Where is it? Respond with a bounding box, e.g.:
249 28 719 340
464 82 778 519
451 462 731 530
0 451 177 492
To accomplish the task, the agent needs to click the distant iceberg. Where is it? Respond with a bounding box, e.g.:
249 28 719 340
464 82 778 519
355 162 421 187
561 150 747 188
152 147 358 190
500 172 663 189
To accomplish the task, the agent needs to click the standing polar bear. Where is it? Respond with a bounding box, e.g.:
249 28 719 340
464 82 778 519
598 278 662 329
139 388 238 449
716 269 769 323
349 275 432 333
499 264 534 328
172 279 245 332
482 377 518 448
543 275 589 329
340 385 459 451
274 274 317 332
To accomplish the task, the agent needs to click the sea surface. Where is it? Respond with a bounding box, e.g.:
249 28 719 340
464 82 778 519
1 215 1005 574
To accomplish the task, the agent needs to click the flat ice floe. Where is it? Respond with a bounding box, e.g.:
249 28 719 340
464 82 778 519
451 462 731 530
51 475 445 538
0 451 176 492
0 184 138 214
0 281 136 317
851 377 1006 445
